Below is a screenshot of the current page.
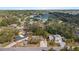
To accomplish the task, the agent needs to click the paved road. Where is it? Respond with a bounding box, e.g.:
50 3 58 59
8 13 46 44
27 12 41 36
0 47 49 51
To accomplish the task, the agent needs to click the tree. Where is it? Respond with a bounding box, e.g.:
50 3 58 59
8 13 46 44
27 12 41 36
73 47 79 51
48 40 55 46
28 39 40 44
0 19 8 26
0 27 19 43
0 17 20 27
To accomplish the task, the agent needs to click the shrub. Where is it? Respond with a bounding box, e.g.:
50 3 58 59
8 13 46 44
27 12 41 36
48 40 55 46
73 47 79 51
28 39 40 44
0 27 19 43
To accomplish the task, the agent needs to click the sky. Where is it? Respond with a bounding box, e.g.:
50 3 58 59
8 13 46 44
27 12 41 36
0 7 79 10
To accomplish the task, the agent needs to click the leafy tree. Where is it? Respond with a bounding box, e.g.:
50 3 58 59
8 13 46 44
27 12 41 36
0 19 8 26
28 38 40 44
73 47 79 51
0 27 19 43
48 40 55 46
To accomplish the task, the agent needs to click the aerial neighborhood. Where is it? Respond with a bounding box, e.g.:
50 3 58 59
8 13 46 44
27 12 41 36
0 10 79 51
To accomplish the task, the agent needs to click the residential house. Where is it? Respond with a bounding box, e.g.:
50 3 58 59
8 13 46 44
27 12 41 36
48 34 63 43
48 34 66 48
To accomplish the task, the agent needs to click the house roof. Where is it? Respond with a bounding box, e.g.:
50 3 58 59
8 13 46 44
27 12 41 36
49 34 63 40
53 34 61 38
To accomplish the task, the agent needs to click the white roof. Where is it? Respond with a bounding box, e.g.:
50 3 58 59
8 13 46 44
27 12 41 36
54 34 61 37
49 35 54 40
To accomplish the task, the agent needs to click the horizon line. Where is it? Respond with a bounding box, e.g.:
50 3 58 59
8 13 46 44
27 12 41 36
0 7 79 10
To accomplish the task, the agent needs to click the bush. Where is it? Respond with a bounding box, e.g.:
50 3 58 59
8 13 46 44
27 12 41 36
0 19 8 26
32 28 49 38
0 27 19 43
73 47 79 51
28 39 40 44
48 40 55 46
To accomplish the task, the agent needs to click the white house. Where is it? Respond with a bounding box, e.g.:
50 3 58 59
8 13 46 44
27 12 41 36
54 35 63 43
49 34 63 43
49 35 54 40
